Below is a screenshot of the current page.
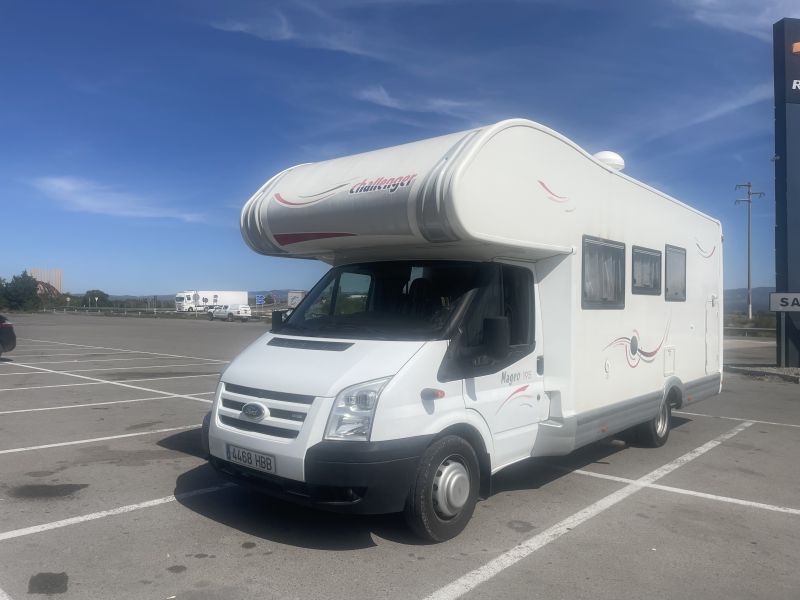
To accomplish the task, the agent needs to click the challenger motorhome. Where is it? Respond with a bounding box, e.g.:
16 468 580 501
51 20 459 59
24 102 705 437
204 119 723 541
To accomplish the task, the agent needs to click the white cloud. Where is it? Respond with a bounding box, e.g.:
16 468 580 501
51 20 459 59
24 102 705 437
683 81 774 127
209 6 386 60
675 0 800 42
354 84 476 118
33 177 206 223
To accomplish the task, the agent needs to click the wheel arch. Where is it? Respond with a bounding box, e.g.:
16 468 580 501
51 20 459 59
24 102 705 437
663 376 684 409
433 423 492 500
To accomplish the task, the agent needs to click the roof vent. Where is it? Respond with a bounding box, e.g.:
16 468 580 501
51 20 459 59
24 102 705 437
593 151 625 171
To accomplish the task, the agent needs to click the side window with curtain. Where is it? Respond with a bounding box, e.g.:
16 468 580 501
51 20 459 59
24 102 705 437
632 246 662 295
665 245 687 302
582 236 625 309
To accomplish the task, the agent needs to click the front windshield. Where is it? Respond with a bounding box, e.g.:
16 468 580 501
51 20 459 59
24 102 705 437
282 261 490 340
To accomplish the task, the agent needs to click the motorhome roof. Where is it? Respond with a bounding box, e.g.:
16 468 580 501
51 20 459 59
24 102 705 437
240 119 718 264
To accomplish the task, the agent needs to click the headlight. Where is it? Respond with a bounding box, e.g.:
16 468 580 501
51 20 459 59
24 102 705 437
325 377 391 442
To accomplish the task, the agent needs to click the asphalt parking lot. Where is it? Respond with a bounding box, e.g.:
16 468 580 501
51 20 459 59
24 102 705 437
0 313 798 600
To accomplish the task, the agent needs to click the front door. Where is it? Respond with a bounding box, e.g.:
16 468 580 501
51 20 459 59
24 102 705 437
459 263 548 469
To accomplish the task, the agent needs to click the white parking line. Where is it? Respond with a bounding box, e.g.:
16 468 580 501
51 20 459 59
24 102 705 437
0 484 233 542
19 337 226 362
5 351 138 359
0 373 218 392
565 469 800 516
1 359 219 408
0 392 215 415
0 361 226 376
676 410 800 429
0 585 12 600
424 421 754 600
0 424 201 455
15 355 226 366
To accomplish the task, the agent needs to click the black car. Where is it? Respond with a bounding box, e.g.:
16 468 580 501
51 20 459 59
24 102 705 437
0 314 16 357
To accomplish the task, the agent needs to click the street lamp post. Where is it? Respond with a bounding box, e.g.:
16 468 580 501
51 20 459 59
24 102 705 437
735 182 765 321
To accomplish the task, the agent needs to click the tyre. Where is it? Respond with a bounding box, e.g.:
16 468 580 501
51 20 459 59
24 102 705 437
404 435 479 542
188 307 194 312
208 313 214 321
227 313 234 322
635 398 672 447
240 317 249 322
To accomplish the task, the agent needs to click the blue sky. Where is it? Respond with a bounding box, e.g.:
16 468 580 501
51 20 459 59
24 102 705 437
2 0 797 295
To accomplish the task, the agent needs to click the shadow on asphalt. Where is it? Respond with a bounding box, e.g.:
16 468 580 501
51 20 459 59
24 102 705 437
164 416 694 550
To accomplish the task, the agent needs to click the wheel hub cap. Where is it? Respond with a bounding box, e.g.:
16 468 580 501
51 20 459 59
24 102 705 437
433 458 470 519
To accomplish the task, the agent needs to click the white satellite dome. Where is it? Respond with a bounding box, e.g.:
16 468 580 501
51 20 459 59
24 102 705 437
593 151 625 171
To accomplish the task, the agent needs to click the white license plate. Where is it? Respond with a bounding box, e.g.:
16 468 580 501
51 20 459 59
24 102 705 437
226 444 275 474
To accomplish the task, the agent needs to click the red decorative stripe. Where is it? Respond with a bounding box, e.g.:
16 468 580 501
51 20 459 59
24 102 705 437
495 384 532 414
274 193 331 207
273 232 356 246
537 180 568 201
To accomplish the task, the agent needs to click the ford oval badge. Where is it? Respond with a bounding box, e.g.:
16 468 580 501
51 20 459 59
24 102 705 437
242 402 267 420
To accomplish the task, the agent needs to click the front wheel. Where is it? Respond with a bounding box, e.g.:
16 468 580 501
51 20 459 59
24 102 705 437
227 313 234 322
208 313 214 321
404 435 479 542
635 398 672 447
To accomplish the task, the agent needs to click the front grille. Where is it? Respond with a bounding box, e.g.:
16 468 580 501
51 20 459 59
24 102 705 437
219 415 299 439
218 382 314 440
224 382 314 405
221 398 305 422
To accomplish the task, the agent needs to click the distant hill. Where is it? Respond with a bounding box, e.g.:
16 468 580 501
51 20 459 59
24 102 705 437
724 287 774 314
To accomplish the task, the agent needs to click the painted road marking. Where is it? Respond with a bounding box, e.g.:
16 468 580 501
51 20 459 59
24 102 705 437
676 410 800 429
19 337 227 362
565 469 800 516
0 484 233 542
0 361 226 376
423 421 754 600
4 351 140 359
0 361 219 407
0 392 215 415
0 373 218 392
0 424 201 455
15 355 226 366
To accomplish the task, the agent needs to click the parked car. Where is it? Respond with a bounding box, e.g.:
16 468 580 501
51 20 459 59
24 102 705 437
0 315 16 358
209 304 251 322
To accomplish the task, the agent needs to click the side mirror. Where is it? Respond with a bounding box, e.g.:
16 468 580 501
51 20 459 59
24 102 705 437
272 310 285 331
483 316 510 361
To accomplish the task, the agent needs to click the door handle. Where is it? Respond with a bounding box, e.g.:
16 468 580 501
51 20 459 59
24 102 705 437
537 355 544 376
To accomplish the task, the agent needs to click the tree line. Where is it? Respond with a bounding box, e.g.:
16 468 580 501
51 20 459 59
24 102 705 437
0 271 162 311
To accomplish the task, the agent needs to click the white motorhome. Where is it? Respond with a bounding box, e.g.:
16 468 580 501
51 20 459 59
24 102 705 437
175 290 248 312
205 119 723 541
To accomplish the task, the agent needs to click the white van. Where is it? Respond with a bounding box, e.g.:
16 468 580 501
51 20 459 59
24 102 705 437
204 119 723 541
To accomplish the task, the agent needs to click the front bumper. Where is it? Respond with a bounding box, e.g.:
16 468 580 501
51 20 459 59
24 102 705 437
209 435 433 514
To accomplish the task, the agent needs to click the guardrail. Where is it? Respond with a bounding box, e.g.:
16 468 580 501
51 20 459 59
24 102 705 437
724 326 776 337
41 306 283 319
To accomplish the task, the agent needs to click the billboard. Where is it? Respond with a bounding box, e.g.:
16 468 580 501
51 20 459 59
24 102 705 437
774 18 800 366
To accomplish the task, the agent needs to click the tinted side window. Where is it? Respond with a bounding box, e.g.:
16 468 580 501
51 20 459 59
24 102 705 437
462 265 533 349
632 246 662 295
582 236 625 309
665 245 687 302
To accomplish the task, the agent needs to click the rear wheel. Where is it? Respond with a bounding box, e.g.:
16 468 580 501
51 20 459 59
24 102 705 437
227 313 234 322
404 435 479 542
208 313 214 321
635 398 671 447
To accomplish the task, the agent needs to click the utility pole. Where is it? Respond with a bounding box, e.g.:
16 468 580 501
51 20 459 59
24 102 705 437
735 182 765 320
